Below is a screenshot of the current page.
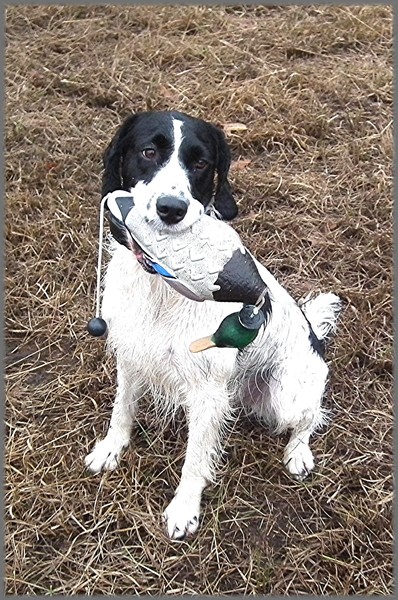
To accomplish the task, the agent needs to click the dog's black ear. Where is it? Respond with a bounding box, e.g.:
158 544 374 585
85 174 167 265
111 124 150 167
212 126 238 221
101 114 139 197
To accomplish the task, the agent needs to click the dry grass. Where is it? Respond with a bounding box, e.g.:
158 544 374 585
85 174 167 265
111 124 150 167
5 4 393 595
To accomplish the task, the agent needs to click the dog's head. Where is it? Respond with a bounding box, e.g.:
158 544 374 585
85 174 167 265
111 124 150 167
102 110 238 231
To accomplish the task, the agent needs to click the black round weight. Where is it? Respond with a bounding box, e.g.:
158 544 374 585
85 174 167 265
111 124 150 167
87 317 107 337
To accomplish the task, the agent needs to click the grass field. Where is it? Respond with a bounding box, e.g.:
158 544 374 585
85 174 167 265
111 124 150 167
5 4 393 595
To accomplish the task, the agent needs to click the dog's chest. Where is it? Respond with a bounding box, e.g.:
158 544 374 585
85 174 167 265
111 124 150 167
101 246 239 387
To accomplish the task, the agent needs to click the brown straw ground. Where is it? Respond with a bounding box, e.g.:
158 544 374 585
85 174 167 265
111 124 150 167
5 5 393 595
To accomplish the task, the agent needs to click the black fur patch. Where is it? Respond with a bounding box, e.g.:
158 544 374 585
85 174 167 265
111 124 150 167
302 312 325 358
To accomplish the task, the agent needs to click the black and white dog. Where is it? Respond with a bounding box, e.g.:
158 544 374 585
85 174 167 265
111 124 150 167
85 110 341 540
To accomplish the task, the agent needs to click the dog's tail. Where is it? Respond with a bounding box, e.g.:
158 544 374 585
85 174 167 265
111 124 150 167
299 292 342 341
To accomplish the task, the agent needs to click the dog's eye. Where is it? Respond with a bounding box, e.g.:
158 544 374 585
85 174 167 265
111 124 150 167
195 159 207 170
142 148 157 160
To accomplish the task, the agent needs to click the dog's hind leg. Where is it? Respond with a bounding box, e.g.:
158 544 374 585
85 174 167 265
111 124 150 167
163 384 233 540
85 359 144 473
282 409 320 480
262 360 328 481
281 375 328 481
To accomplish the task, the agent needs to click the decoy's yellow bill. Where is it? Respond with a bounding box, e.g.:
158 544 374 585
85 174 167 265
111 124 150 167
189 336 217 353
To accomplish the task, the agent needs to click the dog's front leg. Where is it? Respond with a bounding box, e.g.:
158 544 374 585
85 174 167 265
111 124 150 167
163 386 232 540
85 359 144 474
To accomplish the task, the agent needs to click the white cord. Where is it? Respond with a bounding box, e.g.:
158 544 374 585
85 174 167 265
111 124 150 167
255 287 268 309
94 195 108 318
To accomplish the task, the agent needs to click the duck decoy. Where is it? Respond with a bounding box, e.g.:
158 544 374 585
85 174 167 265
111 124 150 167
104 191 269 306
88 190 271 349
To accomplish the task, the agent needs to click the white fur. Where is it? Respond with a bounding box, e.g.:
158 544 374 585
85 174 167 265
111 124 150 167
85 233 341 540
298 291 342 339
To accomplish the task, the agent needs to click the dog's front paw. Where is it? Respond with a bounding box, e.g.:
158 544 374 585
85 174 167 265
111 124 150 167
283 441 315 481
163 494 201 540
85 436 128 474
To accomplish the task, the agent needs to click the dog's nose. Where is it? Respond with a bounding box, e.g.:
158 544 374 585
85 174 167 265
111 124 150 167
156 196 188 225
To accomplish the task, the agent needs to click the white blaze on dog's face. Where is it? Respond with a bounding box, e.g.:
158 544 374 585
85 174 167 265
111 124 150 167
101 110 238 232
132 119 202 230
